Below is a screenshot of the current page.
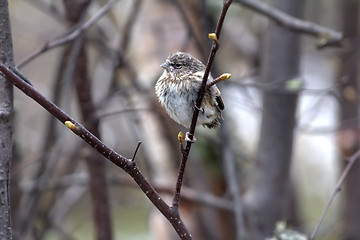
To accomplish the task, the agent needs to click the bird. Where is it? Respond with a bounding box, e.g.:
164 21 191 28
155 52 224 142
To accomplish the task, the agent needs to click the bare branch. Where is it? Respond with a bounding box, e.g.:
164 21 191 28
206 73 231 90
310 149 360 240
0 64 193 240
235 0 343 48
131 141 142 161
17 0 120 67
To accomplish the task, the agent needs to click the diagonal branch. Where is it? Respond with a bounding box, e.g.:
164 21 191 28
0 64 194 240
310 149 360 240
18 0 120 68
172 0 233 211
235 0 343 48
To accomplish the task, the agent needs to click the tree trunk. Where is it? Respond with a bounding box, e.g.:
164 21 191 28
339 1 360 239
244 0 304 239
0 0 14 239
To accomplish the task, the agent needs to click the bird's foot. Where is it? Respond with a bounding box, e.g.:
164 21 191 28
185 132 197 143
193 101 204 113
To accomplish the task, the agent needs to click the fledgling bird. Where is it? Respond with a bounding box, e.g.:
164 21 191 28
155 52 224 142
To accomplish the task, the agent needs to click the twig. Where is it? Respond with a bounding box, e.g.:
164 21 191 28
310 149 360 240
206 73 231 90
171 0 233 211
17 0 120 68
234 0 343 48
131 141 142 161
0 64 193 240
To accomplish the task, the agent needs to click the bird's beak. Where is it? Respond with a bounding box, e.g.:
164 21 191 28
160 60 170 70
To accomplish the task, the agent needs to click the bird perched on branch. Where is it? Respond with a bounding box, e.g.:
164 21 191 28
155 52 224 142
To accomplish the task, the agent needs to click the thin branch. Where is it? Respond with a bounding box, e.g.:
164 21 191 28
235 0 343 48
206 73 231 90
131 141 142 161
172 0 233 211
0 64 193 240
17 0 120 68
310 149 360 240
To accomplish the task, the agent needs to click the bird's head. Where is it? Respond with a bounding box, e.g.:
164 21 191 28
160 52 205 80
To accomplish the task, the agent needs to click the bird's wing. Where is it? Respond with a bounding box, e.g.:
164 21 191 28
216 95 225 110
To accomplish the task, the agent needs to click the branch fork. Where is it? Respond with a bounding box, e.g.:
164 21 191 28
0 64 193 239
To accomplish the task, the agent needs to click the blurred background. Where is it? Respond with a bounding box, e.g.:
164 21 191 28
6 0 357 239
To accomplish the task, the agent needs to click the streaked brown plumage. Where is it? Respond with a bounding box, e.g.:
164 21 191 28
155 52 224 131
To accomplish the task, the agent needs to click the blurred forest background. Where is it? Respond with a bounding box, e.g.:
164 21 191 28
3 0 358 239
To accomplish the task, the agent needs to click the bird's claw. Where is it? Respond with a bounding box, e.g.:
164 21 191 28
193 101 204 113
185 132 197 143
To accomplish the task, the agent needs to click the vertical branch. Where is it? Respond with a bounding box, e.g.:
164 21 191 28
172 0 233 211
16 41 73 239
244 0 304 238
0 0 14 239
62 0 113 239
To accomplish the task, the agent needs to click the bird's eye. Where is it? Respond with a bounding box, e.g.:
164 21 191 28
172 63 182 69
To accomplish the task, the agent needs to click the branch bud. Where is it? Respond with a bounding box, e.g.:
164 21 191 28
208 33 218 41
219 73 231 80
65 121 76 131
178 131 184 142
